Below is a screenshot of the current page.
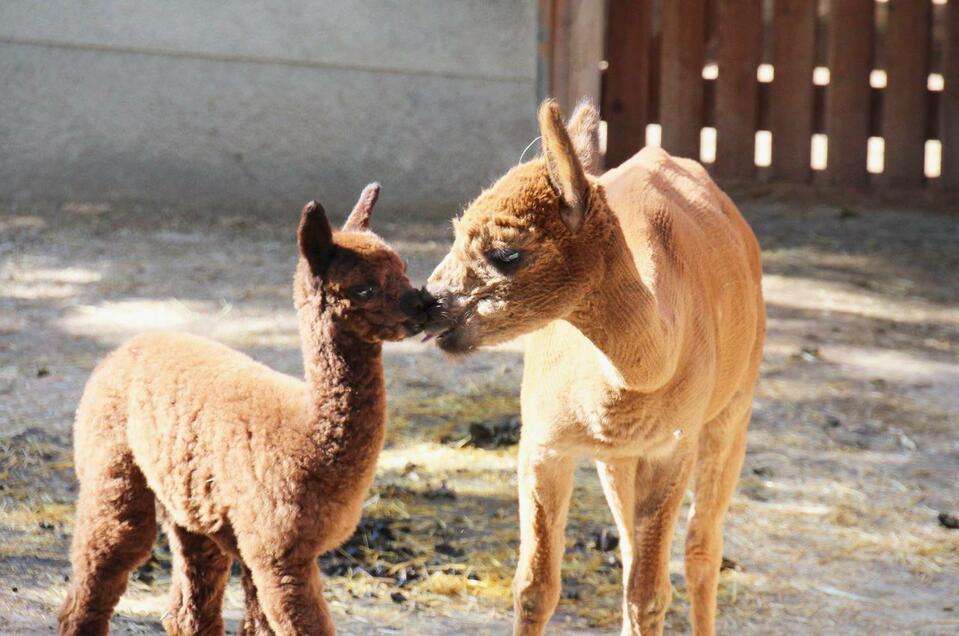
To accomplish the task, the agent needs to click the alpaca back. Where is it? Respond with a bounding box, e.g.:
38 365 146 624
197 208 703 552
80 331 306 535
600 146 764 416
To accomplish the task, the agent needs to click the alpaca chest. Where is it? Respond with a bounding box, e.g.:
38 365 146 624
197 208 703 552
523 361 699 459
575 384 697 457
522 323 711 457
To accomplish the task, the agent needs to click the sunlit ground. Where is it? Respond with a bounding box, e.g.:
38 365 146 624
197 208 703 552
1 195 957 634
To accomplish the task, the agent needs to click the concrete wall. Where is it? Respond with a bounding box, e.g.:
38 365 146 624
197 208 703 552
0 1 538 217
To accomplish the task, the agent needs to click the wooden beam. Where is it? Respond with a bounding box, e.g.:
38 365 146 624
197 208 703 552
883 0 931 187
714 0 763 179
549 0 605 115
603 0 653 168
825 0 875 186
661 0 707 159
649 30 662 123
550 0 571 111
770 0 816 182
565 0 605 113
537 0 556 104
943 0 959 189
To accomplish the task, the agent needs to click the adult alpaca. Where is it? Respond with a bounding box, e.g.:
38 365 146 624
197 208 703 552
425 100 765 635
58 185 433 636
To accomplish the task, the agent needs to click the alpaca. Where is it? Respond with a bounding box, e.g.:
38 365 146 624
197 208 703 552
424 100 765 635
58 184 434 636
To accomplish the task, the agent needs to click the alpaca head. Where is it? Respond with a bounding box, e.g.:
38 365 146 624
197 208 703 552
424 99 607 353
295 183 433 343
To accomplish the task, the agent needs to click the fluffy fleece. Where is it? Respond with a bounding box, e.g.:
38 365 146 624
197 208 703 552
425 100 765 636
58 185 432 636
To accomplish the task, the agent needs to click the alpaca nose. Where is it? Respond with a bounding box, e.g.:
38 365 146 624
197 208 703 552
399 289 434 318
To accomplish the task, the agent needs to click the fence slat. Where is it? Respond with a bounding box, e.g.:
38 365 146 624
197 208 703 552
549 0 570 111
883 0 931 186
603 0 652 168
944 0 959 190
537 0 555 104
825 0 875 185
715 0 763 178
661 0 706 159
549 0 604 114
771 0 816 181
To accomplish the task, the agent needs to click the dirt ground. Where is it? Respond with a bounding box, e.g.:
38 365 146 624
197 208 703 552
1 191 957 635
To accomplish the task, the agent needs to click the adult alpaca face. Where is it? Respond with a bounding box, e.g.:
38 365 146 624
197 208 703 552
425 101 604 353
296 184 434 343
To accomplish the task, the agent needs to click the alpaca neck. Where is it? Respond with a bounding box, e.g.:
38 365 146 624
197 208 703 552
568 219 678 392
298 304 386 464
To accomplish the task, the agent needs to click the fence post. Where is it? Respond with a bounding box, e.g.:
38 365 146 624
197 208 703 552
537 0 556 105
603 0 653 168
825 0 875 186
770 0 816 183
547 0 605 115
943 0 959 190
715 0 763 179
883 0 932 187
661 0 707 159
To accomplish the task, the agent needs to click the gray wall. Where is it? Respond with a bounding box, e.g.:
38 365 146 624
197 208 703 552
0 1 538 217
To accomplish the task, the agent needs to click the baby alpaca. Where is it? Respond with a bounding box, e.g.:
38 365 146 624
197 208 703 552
58 185 433 636
426 101 764 635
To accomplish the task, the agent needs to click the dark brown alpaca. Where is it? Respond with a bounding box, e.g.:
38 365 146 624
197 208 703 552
57 185 433 636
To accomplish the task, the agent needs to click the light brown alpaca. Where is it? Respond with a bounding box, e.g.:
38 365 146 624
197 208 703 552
425 100 765 635
58 184 433 636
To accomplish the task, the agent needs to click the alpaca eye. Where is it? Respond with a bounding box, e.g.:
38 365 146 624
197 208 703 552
488 248 522 270
348 284 379 301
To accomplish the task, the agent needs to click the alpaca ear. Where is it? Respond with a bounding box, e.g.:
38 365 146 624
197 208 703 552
567 98 601 175
298 200 334 277
539 99 590 233
343 182 380 232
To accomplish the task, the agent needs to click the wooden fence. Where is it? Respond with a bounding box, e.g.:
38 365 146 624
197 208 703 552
539 0 959 190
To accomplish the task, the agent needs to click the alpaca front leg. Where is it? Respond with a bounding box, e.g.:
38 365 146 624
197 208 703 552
163 524 232 636
620 453 694 636
238 562 275 636
595 458 637 634
244 558 334 636
512 444 575 636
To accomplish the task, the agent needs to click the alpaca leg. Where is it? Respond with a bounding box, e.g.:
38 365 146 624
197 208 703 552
684 401 751 636
243 557 334 636
512 443 575 636
620 453 695 636
162 524 232 636
238 562 275 636
58 456 157 636
595 458 637 635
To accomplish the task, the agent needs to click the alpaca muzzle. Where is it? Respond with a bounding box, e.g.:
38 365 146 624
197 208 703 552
399 288 435 334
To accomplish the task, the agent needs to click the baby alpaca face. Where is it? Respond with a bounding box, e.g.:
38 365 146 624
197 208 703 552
324 232 431 342
423 161 580 353
424 100 603 354
296 184 433 343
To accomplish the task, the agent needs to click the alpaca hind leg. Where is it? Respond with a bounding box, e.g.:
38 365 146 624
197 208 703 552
684 398 751 636
238 562 274 636
58 457 157 636
162 524 232 636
